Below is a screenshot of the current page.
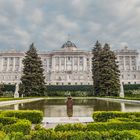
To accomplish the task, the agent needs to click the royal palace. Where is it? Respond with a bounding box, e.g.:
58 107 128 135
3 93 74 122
0 41 140 85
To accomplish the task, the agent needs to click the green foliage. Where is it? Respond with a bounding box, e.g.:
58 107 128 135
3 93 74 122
55 122 140 132
0 116 18 125
92 41 120 96
124 84 140 90
92 111 140 122
3 119 31 135
55 123 86 132
29 129 140 140
6 132 28 140
47 90 93 96
1 110 43 124
2 91 14 97
0 131 6 140
19 43 46 97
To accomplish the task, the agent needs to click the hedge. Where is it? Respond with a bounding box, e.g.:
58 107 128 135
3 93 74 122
1 110 43 124
29 129 140 140
0 116 18 125
109 117 140 123
54 122 140 132
124 84 140 90
92 111 140 122
3 119 31 135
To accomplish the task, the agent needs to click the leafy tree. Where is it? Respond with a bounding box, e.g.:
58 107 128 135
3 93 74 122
92 42 120 96
19 43 46 96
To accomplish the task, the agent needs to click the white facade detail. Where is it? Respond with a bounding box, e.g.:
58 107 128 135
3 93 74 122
0 41 140 85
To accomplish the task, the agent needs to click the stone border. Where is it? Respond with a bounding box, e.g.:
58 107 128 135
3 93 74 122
95 97 140 104
0 98 44 107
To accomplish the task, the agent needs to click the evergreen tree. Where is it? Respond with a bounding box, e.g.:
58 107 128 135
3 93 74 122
92 41 102 96
92 42 120 96
19 43 46 96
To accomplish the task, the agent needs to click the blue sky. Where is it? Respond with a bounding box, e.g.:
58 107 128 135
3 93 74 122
0 0 140 52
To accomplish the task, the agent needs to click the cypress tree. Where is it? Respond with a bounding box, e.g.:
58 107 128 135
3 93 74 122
92 42 120 96
19 43 46 96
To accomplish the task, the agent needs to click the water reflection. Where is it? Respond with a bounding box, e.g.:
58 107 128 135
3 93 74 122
0 99 140 117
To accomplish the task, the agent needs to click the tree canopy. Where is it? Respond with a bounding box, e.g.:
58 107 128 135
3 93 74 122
92 41 120 96
19 43 46 96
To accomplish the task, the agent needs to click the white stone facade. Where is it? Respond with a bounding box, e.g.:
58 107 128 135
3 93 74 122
0 41 140 85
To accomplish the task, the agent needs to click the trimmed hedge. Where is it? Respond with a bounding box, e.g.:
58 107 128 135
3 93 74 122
54 122 140 132
124 84 140 90
3 119 31 135
92 111 140 122
0 116 18 125
29 129 140 140
1 110 43 124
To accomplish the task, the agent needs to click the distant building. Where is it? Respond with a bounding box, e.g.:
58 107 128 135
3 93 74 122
0 41 140 85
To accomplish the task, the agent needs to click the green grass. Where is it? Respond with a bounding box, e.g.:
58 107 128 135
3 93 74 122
0 97 41 101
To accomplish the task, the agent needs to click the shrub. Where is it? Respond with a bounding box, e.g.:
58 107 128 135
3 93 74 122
3 119 31 135
92 111 140 122
7 132 28 140
55 122 140 132
29 130 140 140
55 123 86 132
0 116 18 125
1 110 43 124
0 131 6 140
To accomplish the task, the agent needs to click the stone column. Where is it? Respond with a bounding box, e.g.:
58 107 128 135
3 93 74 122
59 57 61 71
77 56 79 71
72 56 74 71
13 57 16 72
129 56 132 70
52 57 55 72
7 58 9 72
123 56 126 70
0 58 3 72
65 57 67 71
83 57 86 71
19 58 22 72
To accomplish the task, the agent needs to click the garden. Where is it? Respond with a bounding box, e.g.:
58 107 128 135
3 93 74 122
0 110 140 139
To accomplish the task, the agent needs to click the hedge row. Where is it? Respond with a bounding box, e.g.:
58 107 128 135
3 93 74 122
92 111 140 122
1 130 140 140
1 110 43 124
13 129 140 140
54 122 140 132
124 84 140 90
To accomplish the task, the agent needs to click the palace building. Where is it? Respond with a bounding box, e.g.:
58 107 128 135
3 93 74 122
0 41 140 85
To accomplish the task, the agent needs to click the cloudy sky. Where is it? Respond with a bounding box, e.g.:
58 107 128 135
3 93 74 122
0 0 140 52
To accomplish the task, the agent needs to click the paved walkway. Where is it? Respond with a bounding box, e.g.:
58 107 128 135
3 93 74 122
95 97 140 104
0 98 44 107
42 117 93 128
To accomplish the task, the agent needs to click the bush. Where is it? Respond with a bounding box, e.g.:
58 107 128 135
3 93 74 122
29 130 140 140
0 116 18 125
0 131 6 140
55 123 86 132
7 132 28 140
3 119 31 135
55 122 140 132
1 110 43 124
92 111 140 122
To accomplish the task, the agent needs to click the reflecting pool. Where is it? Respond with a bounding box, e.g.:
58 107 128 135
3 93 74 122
0 98 140 117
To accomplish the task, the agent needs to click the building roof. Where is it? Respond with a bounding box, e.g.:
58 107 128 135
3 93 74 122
61 41 77 51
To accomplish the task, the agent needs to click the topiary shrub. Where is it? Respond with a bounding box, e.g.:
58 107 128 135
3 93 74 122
1 110 43 124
